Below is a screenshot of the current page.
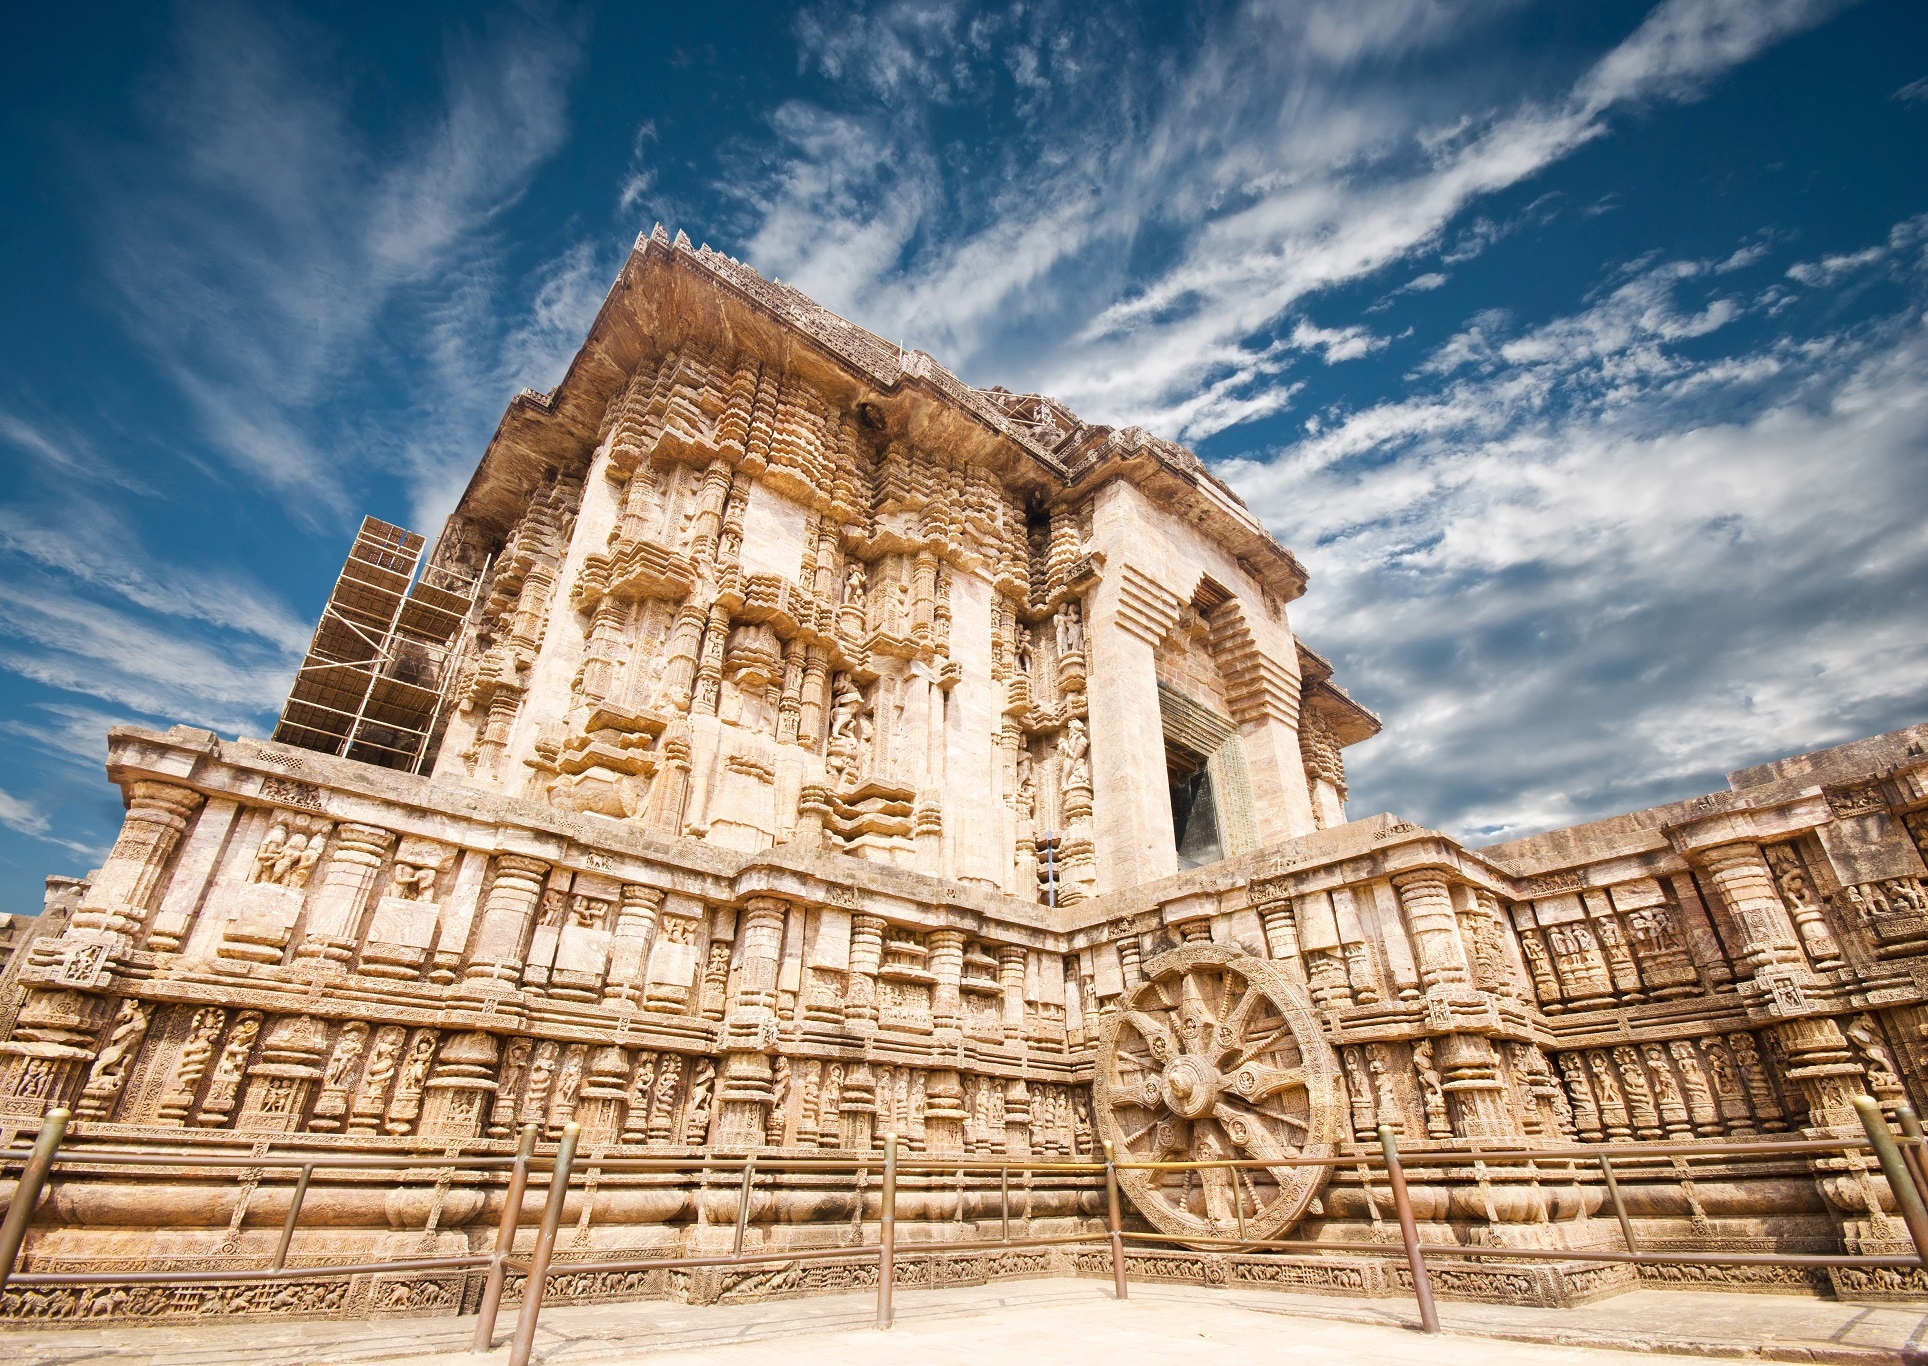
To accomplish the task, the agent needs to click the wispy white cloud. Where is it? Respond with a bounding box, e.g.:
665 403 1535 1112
1221 220 1928 840
731 0 1848 442
0 787 97 857
92 0 587 516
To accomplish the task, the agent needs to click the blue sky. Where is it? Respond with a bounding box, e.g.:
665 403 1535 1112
2 0 1925 912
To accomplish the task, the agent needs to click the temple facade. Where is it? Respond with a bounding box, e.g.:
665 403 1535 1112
4 227 1928 1323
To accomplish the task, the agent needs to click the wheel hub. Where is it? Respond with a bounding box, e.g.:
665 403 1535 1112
1161 1056 1222 1119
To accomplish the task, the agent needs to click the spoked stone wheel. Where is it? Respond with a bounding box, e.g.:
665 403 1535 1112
1094 943 1343 1243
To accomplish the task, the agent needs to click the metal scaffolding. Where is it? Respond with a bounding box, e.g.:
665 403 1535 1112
271 516 482 774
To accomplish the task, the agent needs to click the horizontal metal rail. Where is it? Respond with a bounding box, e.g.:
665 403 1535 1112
6 1254 492 1288
1120 1231 1923 1270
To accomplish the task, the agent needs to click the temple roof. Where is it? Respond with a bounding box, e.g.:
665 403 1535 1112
447 225 1310 604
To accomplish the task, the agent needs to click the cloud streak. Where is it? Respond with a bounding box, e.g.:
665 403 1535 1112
1223 222 1928 839
92 0 588 517
736 0 1850 441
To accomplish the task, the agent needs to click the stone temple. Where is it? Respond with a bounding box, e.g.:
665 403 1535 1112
4 224 1928 1325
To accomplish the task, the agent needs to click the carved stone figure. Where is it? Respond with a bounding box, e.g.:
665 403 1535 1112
1412 1038 1449 1138
1059 717 1090 791
683 1058 715 1143
76 999 150 1120
1055 600 1084 655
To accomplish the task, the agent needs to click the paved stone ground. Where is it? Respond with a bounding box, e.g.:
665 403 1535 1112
6 1279 1928 1366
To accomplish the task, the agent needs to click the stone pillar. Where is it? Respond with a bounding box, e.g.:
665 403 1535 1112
929 929 965 1034
1256 895 1300 962
998 946 1028 1042
70 782 206 943
716 898 786 1147
1004 1079 1032 1158
845 914 885 1030
461 854 549 991
728 899 786 1038
1115 936 1145 989
1173 915 1213 946
659 604 708 713
419 1031 500 1140
1774 1016 1865 1130
603 884 664 1007
1392 870 1470 991
234 1014 329 1133
1695 842 1805 975
839 1061 877 1151
295 824 394 965
923 1068 966 1154
1438 1033 1513 1138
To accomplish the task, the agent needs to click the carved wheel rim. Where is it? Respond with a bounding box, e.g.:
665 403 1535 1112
1094 943 1341 1243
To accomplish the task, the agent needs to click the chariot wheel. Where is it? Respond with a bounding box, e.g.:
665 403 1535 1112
1094 942 1342 1243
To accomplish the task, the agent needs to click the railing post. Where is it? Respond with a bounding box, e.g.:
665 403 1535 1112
473 1124 539 1354
1378 1124 1439 1335
1894 1104 1928 1210
507 1122 579 1366
273 1163 314 1270
732 1154 758 1258
1854 1096 1928 1269
1597 1153 1638 1254
1103 1139 1127 1300
0 1107 68 1297
876 1132 898 1330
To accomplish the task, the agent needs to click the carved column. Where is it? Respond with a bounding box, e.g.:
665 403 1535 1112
1695 842 1805 976
70 782 206 943
998 946 1028 1042
1256 895 1300 963
1392 870 1470 991
1438 1033 1513 1138
1004 1079 1032 1158
236 1015 330 1133
295 823 394 964
728 899 786 1035
845 914 885 1030
716 898 785 1147
798 644 829 751
460 855 549 990
1774 1016 1865 1129
659 604 708 712
923 1068 966 1155
578 598 628 705
839 1061 877 1151
603 884 664 1007
692 603 732 717
929 928 966 1035
1115 936 1144 990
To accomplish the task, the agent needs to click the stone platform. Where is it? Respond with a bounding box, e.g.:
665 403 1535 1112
7 1279 1928 1366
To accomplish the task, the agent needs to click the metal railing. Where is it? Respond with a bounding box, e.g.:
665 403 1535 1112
4 1101 1927 1364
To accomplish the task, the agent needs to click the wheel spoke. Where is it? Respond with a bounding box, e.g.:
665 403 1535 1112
1227 1061 1307 1102
1212 1097 1298 1172
1228 1021 1296 1070
1211 979 1264 1058
1121 1010 1181 1066
1176 972 1217 1054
